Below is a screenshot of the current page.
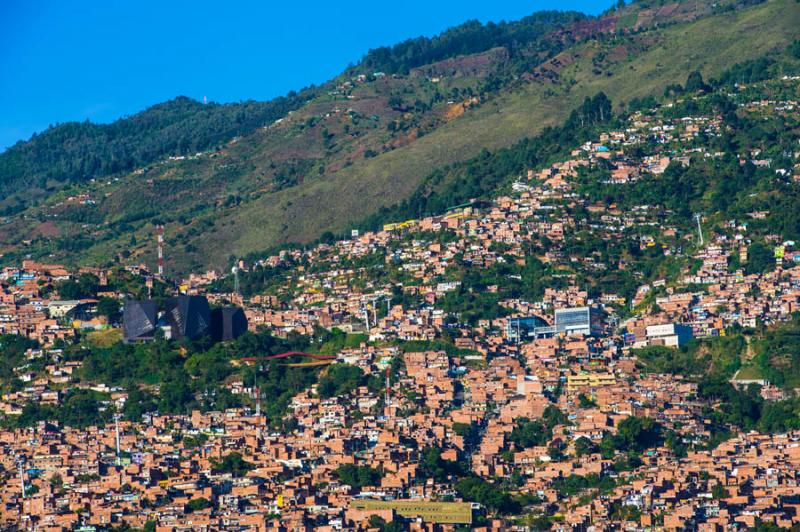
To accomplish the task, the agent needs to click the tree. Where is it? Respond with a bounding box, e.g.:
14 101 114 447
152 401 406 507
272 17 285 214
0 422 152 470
509 406 568 449
569 92 613 127
711 483 729 500
185 497 213 512
751 519 790 532
574 436 597 457
49 473 63 490
0 334 38 389
368 516 388 530
97 297 121 323
548 443 566 461
664 83 683 100
685 71 709 93
212 452 254 477
56 273 99 300
333 464 382 488
358 11 584 75
158 379 194 414
59 389 109 428
387 96 404 110
452 422 481 446
509 418 550 449
612 502 641 521
578 393 597 408
418 446 466 481
553 473 615 497
123 385 157 421
317 364 364 398
790 40 800 60
455 476 521 514
601 416 663 457
746 241 775 275
542 405 569 427
367 515 404 532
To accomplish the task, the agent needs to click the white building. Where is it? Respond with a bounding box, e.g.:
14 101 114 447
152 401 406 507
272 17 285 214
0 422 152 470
644 323 694 347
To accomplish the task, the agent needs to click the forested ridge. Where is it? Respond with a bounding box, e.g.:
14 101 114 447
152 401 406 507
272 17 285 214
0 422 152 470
0 8 587 202
357 11 587 75
0 90 316 199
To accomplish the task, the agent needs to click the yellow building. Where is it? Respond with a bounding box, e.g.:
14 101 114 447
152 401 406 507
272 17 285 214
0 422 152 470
349 500 473 524
567 373 616 392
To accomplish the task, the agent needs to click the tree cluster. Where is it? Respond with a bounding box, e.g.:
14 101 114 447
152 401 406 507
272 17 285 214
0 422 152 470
0 92 315 198
359 11 585 74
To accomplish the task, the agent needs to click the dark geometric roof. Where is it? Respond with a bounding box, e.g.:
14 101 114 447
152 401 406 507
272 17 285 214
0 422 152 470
211 307 248 342
123 300 157 342
165 295 210 340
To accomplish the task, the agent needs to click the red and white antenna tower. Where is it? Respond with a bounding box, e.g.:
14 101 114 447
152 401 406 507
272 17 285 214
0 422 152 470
155 225 164 277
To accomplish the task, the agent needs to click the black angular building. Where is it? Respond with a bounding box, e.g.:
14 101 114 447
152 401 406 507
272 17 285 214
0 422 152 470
123 295 246 343
211 307 248 342
122 300 158 342
165 295 211 340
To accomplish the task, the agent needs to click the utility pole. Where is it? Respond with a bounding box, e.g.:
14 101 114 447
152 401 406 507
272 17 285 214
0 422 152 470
385 366 391 406
254 369 261 418
694 213 704 246
114 414 122 466
254 368 262 441
232 264 240 297
155 225 165 277
361 303 370 332
17 459 25 500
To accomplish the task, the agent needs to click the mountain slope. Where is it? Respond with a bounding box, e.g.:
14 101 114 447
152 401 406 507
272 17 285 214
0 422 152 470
0 10 586 209
194 0 800 262
0 0 797 273
0 93 317 209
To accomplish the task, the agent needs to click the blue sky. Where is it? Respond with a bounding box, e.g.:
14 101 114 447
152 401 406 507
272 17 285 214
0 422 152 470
0 0 612 151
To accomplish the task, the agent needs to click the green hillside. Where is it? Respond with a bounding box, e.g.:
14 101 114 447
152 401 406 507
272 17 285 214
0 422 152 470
0 0 797 273
0 93 317 207
199 0 800 265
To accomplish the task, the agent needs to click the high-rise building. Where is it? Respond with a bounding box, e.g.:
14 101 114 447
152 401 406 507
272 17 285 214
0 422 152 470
554 306 604 336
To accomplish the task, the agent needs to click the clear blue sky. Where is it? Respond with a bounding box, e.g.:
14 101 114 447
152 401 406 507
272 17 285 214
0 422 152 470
0 0 611 151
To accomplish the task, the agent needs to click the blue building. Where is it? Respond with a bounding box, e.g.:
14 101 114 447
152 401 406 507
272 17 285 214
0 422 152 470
506 315 552 342
554 306 604 336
